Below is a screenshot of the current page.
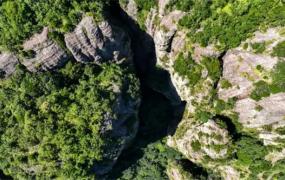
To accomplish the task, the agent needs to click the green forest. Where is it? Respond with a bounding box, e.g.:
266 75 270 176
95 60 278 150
1 0 285 179
0 0 109 51
0 62 139 179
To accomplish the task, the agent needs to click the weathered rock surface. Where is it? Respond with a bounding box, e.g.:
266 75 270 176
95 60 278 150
65 16 131 64
167 120 234 179
0 52 18 78
94 93 140 175
192 44 222 62
218 28 285 101
153 10 185 60
119 0 138 20
22 27 68 72
218 50 278 101
167 161 193 180
168 120 231 162
235 93 285 129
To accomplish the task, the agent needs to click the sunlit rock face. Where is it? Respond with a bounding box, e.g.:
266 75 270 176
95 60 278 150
168 120 231 163
217 50 278 101
22 27 68 72
217 28 285 145
0 52 18 78
65 16 131 64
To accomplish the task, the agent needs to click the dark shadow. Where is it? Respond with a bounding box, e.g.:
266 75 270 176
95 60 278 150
0 170 12 180
178 159 209 179
104 1 186 179
213 115 241 141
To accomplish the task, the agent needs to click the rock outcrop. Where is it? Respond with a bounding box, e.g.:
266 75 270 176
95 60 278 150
217 28 285 145
22 27 68 72
65 16 131 64
0 52 18 78
94 89 140 175
218 50 279 101
168 120 231 163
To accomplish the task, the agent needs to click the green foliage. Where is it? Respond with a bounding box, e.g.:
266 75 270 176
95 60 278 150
133 0 157 30
220 79 232 89
250 80 271 101
0 62 139 179
0 0 109 50
252 42 266 53
191 141 201 152
272 41 285 57
0 0 38 50
167 0 193 11
236 137 271 178
251 61 285 100
119 141 182 180
201 57 221 82
176 0 284 50
173 53 202 86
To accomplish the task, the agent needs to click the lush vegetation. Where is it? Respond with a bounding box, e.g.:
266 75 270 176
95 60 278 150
173 53 221 88
0 0 110 51
119 140 182 180
251 61 285 101
272 41 285 57
169 0 284 50
134 0 157 30
0 62 139 179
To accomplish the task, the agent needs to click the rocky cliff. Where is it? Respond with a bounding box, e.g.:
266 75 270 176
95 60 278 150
126 0 285 179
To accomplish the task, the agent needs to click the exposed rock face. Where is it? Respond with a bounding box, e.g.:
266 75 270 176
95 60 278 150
22 27 68 72
168 120 231 163
235 93 285 129
192 44 222 62
218 28 285 101
119 0 138 20
0 53 18 78
94 93 140 175
218 50 278 101
153 10 185 60
167 161 193 180
65 16 131 64
235 93 285 145
217 28 285 145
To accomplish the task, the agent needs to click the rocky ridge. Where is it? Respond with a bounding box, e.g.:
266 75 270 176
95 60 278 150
134 0 285 179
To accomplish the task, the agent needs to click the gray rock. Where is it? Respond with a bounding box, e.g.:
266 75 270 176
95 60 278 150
218 50 278 101
235 93 285 129
22 27 68 72
65 16 131 64
0 52 18 78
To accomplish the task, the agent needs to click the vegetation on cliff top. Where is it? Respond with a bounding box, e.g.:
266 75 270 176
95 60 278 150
0 0 110 51
0 62 139 179
169 0 284 50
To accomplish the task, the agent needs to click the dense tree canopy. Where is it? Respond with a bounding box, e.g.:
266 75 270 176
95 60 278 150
0 0 110 51
0 62 139 179
169 0 285 50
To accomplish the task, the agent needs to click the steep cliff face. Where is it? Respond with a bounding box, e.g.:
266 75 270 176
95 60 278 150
134 0 285 179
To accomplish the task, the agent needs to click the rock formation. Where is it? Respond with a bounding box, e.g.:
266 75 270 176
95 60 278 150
0 52 18 78
65 16 131 64
22 27 68 72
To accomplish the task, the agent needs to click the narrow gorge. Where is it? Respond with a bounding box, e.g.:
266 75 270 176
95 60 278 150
0 0 285 179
